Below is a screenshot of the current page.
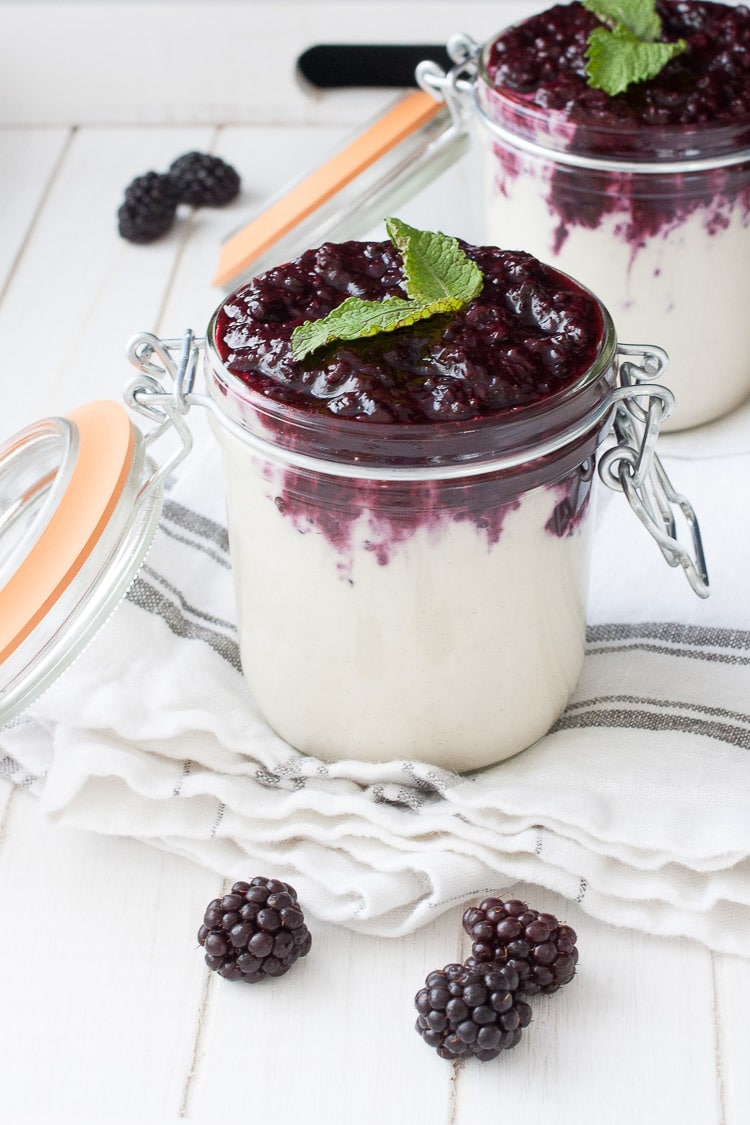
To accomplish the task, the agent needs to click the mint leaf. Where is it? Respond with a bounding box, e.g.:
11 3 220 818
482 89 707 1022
290 219 483 362
583 0 661 41
290 294 463 361
586 25 686 96
583 0 686 96
385 217 483 305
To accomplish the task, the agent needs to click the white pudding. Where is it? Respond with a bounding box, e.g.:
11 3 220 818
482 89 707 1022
213 420 592 769
481 146 750 431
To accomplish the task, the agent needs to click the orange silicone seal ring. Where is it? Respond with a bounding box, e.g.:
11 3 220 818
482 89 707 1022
213 90 443 288
0 401 137 664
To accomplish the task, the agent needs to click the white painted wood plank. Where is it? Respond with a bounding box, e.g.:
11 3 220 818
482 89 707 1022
0 125 215 435
0 786 219 1121
714 953 750 1125
184 905 462 1124
0 1 546 126
0 128 69 285
453 886 721 1125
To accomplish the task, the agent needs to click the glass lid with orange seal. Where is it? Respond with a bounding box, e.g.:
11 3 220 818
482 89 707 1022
0 402 164 724
0 327 200 728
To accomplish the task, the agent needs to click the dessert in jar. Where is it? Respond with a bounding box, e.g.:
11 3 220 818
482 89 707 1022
205 222 620 769
470 0 750 430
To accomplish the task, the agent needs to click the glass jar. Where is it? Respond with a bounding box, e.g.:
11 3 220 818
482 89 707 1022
0 293 709 766
419 29 750 432
185 288 700 771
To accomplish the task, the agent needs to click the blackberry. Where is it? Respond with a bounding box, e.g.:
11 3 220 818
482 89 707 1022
168 151 241 207
117 171 178 244
198 876 312 982
463 897 578 996
414 962 532 1061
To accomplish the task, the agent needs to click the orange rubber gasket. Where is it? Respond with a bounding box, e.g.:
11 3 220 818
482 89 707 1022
213 89 443 288
0 400 137 664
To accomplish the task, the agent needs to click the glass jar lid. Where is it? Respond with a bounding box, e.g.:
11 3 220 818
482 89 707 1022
0 400 163 724
213 89 470 290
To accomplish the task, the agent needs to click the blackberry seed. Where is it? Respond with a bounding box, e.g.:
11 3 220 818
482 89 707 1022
463 897 579 995
198 876 312 982
168 151 241 207
117 171 178 244
414 962 532 1061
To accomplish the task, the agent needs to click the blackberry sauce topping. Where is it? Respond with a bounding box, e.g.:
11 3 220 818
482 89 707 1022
214 241 603 424
485 0 750 137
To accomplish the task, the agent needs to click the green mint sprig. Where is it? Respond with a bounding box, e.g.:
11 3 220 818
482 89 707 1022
290 217 483 362
584 0 686 97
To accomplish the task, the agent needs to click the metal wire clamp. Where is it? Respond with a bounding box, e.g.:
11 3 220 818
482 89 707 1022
415 33 480 127
599 345 710 598
124 330 201 496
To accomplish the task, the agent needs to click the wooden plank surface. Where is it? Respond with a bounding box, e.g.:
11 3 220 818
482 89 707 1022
1 6 749 1117
0 1 537 126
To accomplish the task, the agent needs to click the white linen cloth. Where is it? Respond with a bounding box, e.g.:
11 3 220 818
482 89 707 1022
2 398 750 955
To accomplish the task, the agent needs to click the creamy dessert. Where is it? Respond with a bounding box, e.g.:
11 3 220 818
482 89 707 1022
206 229 617 769
475 0 750 430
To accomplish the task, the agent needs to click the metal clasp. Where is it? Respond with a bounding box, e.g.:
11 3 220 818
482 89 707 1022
416 33 480 128
598 345 710 598
124 330 205 496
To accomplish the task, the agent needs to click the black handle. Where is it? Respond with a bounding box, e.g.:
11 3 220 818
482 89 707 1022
297 44 451 89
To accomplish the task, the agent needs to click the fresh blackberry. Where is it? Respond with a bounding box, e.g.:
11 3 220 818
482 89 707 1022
117 171 179 244
463 897 578 996
414 962 532 1061
198 876 312 982
168 151 241 207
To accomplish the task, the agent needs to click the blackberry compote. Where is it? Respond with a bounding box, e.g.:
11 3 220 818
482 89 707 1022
204 230 619 768
475 0 750 428
214 240 603 423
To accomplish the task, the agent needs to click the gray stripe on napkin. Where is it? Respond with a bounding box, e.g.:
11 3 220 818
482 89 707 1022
553 699 750 748
587 622 750 664
158 502 232 570
161 499 230 554
0 755 41 787
126 574 241 670
158 523 231 570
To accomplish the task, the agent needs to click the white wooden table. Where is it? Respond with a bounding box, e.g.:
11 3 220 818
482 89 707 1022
1 3 748 1123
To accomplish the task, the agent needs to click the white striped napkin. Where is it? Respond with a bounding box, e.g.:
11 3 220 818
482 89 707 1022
2 397 749 955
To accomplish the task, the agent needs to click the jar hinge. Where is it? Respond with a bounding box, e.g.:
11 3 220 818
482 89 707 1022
416 33 480 129
598 344 710 598
124 330 203 497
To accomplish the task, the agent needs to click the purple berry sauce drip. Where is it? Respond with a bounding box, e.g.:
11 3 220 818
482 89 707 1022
482 0 750 250
213 240 606 566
